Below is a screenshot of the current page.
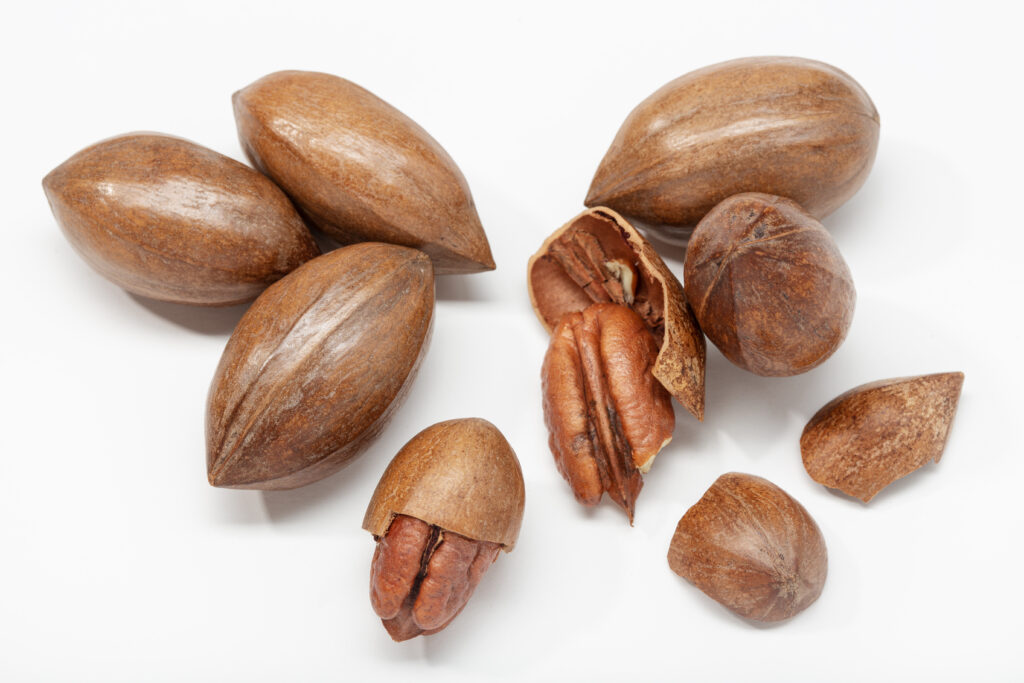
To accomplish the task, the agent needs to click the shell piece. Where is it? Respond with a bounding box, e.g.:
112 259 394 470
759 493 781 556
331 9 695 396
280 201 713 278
684 193 855 377
528 207 705 420
363 418 525 550
233 70 494 274
42 132 319 305
586 56 879 243
801 372 965 502
206 243 434 489
668 472 827 623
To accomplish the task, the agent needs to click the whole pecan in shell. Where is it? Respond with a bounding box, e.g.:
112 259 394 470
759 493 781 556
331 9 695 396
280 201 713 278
586 56 879 243
233 70 494 274
206 243 434 489
42 133 319 305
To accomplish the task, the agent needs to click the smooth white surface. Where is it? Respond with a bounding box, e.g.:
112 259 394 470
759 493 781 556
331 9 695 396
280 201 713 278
2 1 1022 680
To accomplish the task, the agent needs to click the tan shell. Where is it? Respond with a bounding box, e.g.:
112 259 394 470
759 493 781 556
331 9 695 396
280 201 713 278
42 132 319 305
586 56 880 243
801 372 965 502
233 70 494 274
527 207 705 420
206 243 434 490
363 418 525 550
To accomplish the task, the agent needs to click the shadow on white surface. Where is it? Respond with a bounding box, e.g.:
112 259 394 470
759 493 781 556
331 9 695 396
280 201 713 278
128 294 249 336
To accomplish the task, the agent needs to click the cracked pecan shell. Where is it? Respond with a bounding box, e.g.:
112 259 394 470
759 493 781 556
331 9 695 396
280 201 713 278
233 70 494 274
801 372 965 502
585 56 879 244
668 472 828 622
42 132 319 305
542 303 674 522
684 193 855 377
528 207 705 420
206 243 434 489
363 418 524 641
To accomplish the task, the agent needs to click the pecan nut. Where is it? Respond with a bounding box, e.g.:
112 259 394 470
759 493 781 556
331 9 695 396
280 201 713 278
541 302 675 522
370 514 500 641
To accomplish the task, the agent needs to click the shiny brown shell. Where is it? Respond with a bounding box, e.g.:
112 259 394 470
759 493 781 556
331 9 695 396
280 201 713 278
684 193 855 377
527 207 705 420
586 56 879 243
801 372 965 502
363 418 525 550
233 70 494 274
206 243 434 489
42 132 319 305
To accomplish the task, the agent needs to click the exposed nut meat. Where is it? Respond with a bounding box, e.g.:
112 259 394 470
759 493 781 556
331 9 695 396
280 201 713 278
370 514 500 642
541 303 675 522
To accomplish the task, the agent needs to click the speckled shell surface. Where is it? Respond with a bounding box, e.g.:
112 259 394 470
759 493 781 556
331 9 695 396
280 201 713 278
363 418 525 550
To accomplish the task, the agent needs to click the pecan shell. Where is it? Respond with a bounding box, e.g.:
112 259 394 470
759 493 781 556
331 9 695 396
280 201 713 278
528 207 705 420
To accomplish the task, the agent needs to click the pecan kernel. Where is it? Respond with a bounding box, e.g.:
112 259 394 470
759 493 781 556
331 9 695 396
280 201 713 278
541 303 674 522
370 514 500 642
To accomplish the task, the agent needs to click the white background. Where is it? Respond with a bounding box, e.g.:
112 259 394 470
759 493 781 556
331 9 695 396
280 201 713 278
2 1 1022 680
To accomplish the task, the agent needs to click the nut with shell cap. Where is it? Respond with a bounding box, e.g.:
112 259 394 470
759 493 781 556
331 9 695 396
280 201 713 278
363 418 525 641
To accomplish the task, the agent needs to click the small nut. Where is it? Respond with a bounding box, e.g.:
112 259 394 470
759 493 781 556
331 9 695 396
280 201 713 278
233 71 494 274
668 472 828 622
42 132 319 305
541 303 674 522
528 207 705 420
206 243 434 489
363 418 525 641
801 372 965 502
585 56 879 243
684 193 855 377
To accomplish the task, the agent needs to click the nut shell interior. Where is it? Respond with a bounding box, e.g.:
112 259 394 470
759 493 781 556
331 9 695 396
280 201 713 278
363 418 525 550
528 207 705 420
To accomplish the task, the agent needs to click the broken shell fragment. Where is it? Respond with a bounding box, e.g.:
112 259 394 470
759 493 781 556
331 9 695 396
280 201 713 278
800 372 965 502
528 207 706 420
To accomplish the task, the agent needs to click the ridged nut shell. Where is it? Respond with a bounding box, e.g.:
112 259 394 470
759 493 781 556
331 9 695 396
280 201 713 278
528 207 705 420
801 372 965 502
684 193 855 377
363 418 525 550
42 133 319 305
233 70 494 274
586 56 879 243
668 472 827 622
206 243 434 489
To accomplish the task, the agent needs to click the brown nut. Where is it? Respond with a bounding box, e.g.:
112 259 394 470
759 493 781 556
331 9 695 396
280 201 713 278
528 207 705 420
541 303 674 522
586 56 879 244
233 70 494 275
363 418 525 641
668 472 828 622
42 132 319 306
801 372 965 502
684 193 855 377
206 243 434 489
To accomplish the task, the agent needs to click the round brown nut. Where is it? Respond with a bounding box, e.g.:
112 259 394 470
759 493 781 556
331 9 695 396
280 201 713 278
528 207 706 420
668 472 828 622
586 56 879 244
683 193 855 377
233 70 494 275
363 418 525 641
42 133 319 306
206 243 434 489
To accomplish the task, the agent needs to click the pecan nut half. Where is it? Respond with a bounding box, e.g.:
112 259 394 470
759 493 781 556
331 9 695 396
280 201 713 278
370 515 500 642
542 302 675 522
